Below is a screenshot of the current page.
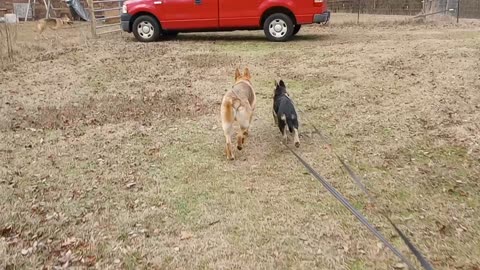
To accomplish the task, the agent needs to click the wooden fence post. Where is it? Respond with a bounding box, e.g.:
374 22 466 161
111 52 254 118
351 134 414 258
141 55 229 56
457 0 460 23
87 0 97 38
357 0 360 24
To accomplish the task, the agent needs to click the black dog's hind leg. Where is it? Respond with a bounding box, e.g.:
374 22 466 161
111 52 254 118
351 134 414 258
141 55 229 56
293 128 300 148
291 117 300 148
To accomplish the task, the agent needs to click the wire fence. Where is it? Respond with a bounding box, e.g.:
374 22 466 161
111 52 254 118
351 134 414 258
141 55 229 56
458 0 480 18
329 0 480 19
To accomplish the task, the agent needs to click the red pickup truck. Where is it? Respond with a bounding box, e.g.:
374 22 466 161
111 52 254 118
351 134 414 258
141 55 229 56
120 0 330 42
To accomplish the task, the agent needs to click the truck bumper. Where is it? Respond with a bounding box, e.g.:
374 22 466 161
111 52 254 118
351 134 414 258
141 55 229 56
313 11 331 24
121 13 132 32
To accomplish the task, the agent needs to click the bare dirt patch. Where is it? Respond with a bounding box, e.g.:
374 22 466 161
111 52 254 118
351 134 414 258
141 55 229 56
5 91 211 131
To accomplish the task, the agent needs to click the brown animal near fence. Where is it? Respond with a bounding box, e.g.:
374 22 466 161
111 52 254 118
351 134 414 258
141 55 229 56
35 15 73 39
0 0 89 20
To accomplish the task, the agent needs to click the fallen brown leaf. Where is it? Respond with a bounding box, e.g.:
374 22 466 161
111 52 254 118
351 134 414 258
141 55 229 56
82 255 96 267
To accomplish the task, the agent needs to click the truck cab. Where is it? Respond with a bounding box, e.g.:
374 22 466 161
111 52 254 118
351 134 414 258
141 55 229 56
121 0 329 42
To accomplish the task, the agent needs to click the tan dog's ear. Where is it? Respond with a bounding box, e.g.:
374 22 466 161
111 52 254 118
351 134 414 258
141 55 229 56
235 68 241 81
274 80 278 87
243 68 251 80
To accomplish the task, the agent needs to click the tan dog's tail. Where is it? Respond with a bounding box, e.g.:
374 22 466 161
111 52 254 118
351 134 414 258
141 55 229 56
223 96 241 122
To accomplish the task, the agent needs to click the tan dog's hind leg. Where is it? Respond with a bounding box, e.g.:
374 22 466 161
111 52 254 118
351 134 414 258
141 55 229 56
236 122 249 151
243 115 252 138
293 128 300 148
221 97 235 160
223 124 235 160
237 123 250 151
235 107 251 151
236 131 244 151
246 107 255 137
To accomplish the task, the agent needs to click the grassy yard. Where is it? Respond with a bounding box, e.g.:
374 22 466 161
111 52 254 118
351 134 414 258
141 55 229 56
1 13 479 269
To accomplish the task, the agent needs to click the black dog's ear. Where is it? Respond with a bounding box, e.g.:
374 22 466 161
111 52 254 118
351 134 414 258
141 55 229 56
279 80 286 87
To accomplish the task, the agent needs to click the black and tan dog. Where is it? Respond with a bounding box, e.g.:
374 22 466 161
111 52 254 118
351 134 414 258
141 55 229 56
273 80 300 147
220 68 257 160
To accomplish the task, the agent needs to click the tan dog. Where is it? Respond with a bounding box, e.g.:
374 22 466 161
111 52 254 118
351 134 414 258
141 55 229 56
35 15 73 39
221 68 257 160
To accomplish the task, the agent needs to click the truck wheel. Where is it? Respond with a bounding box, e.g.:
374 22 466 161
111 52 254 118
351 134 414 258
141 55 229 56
263 13 294 42
293 25 301 36
132 15 161 42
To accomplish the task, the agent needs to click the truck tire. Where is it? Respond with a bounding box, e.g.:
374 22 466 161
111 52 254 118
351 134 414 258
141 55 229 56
132 15 161 42
293 25 301 36
263 13 294 42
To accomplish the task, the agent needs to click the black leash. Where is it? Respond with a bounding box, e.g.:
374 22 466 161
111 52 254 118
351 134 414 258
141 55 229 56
278 97 434 269
284 143 418 270
275 87 434 269
308 125 434 270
